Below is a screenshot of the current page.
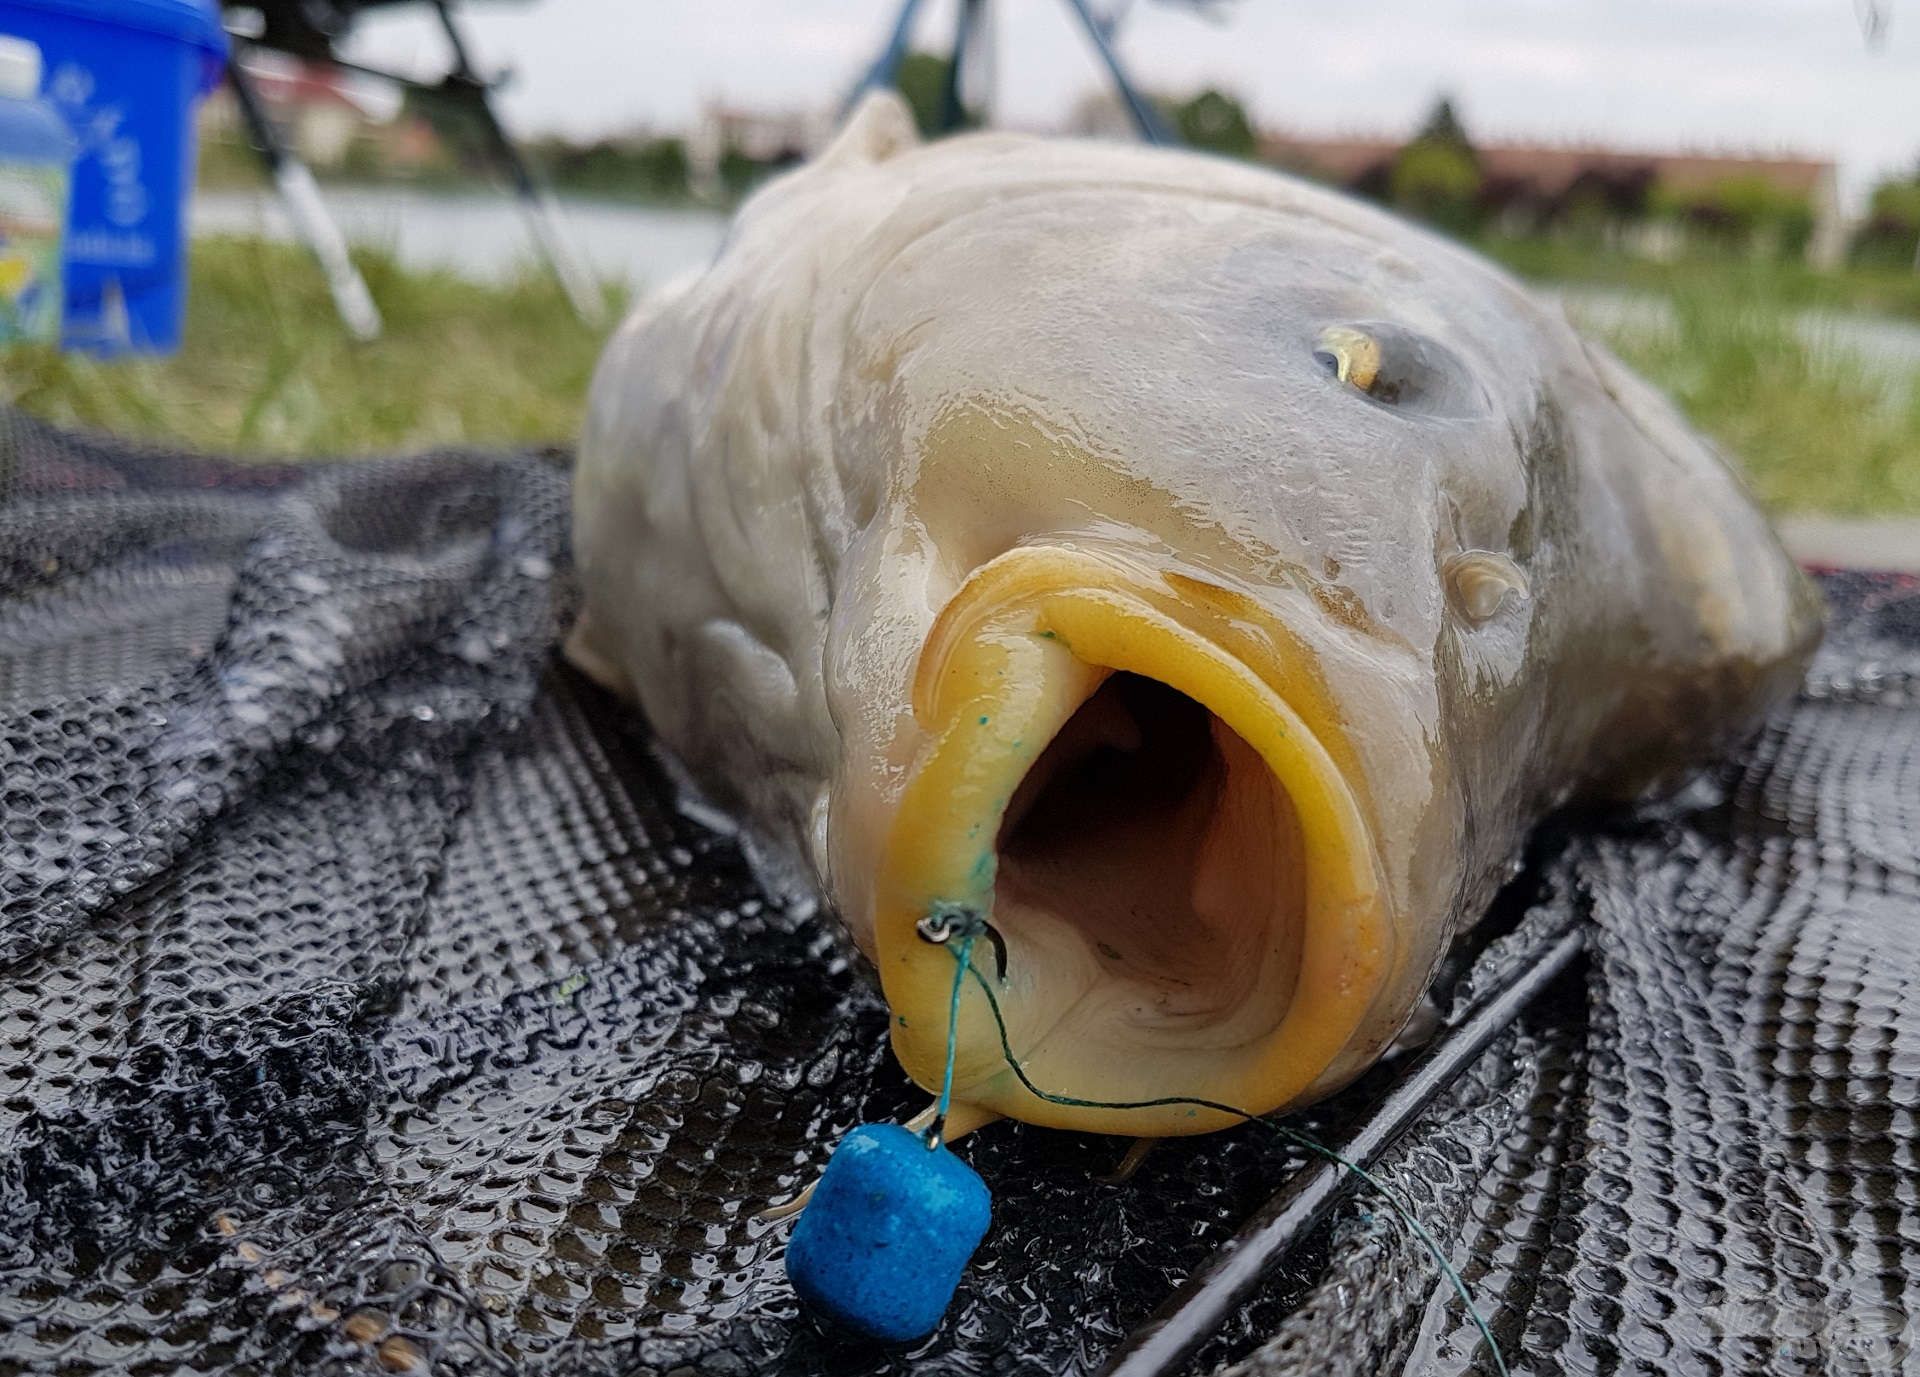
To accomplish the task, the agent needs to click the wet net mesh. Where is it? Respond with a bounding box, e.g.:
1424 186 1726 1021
1 408 1916 1377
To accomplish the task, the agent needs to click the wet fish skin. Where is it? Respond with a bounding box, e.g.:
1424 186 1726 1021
569 93 1820 1135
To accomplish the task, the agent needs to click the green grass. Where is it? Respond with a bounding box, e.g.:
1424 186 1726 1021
1569 283 1920 516
6 232 1919 515
1481 235 1920 323
4 236 617 457
1480 237 1920 513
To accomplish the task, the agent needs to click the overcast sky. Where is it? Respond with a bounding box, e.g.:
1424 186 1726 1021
345 0 1919 209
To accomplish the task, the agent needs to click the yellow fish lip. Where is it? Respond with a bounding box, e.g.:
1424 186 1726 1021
874 545 1393 1136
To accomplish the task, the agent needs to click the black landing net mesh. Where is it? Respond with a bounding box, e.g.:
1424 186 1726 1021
1 411 1916 1377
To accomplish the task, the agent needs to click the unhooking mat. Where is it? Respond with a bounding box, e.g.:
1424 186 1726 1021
1 409 1917 1377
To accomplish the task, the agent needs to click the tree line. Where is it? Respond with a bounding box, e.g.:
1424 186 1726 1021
497 59 1915 269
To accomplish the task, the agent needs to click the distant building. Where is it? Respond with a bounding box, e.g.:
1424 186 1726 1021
687 102 832 196
1064 88 1170 143
1261 132 1845 267
1259 133 1402 186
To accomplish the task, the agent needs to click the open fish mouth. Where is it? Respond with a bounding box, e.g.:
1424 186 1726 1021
875 547 1393 1136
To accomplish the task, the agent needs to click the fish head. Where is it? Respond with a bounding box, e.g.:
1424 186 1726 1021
806 124 1814 1135
572 99 1817 1137
813 155 1577 1136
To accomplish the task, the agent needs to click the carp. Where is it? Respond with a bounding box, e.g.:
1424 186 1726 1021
569 93 1820 1138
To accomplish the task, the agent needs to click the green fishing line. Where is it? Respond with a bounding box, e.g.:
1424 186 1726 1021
926 926 977 1149
925 910 1510 1377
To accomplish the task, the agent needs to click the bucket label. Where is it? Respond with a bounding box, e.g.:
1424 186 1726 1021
0 160 68 344
49 62 156 259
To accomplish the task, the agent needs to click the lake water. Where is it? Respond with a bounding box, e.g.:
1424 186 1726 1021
193 186 731 292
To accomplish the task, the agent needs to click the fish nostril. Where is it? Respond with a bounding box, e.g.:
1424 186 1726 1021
1445 551 1529 623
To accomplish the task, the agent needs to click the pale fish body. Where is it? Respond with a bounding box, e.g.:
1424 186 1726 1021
569 94 1821 1137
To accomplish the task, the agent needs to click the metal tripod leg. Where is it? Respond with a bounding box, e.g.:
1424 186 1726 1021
227 49 382 341
429 0 603 325
1060 0 1176 145
843 0 929 117
939 0 986 133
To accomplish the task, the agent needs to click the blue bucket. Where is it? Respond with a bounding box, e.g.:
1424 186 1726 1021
0 0 226 354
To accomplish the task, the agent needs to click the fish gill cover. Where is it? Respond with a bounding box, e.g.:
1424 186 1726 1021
0 407 1916 1376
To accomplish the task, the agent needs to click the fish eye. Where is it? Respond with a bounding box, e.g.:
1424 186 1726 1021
1312 322 1484 417
1313 325 1382 394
